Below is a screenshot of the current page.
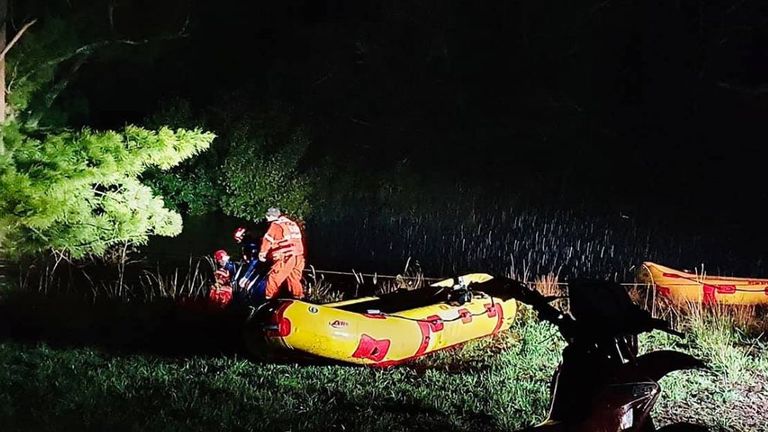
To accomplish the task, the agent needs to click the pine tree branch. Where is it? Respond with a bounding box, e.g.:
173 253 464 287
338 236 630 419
0 18 37 61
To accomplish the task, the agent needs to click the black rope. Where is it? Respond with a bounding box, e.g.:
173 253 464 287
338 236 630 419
368 292 499 325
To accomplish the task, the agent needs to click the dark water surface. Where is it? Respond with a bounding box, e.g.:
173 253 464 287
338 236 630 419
143 210 768 281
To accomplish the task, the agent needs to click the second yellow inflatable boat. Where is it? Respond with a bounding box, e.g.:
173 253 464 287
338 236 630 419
248 273 518 366
643 262 768 305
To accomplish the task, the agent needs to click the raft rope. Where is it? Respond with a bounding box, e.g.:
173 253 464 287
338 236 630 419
365 291 500 325
303 267 442 282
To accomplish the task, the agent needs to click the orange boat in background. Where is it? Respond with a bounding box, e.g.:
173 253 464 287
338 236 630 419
642 262 768 305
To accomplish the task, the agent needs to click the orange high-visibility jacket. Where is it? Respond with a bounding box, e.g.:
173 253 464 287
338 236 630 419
260 216 304 260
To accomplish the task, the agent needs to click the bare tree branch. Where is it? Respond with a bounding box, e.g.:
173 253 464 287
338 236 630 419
10 4 191 119
349 117 372 127
0 18 37 60
19 23 190 84
108 1 116 36
40 55 86 110
717 81 768 96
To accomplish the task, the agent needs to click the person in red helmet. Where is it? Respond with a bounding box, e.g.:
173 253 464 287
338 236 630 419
208 249 236 308
258 207 305 299
214 249 238 282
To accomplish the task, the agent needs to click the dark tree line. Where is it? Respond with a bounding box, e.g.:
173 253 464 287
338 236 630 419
8 1 768 227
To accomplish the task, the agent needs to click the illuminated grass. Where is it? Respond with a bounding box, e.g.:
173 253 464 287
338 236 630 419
644 308 768 432
1 303 765 432
0 311 559 432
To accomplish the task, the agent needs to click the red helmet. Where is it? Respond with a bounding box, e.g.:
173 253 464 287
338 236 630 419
214 249 229 262
233 227 247 242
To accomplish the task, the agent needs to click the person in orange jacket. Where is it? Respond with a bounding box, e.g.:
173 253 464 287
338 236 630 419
258 207 305 299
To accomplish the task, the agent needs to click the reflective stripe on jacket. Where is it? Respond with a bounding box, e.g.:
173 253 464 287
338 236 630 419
259 216 304 259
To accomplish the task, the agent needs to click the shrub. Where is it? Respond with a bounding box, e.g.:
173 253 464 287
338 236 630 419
219 128 313 220
142 99 223 215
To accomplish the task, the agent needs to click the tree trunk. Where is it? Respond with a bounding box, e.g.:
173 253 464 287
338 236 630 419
0 0 7 125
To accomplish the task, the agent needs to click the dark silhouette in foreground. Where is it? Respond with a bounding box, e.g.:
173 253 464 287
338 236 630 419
471 276 710 431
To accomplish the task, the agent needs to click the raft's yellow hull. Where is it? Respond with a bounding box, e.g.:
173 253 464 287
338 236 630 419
253 273 517 366
643 262 768 305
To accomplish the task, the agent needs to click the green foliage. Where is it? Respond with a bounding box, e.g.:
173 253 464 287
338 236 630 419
142 99 223 215
0 123 215 259
220 128 313 220
142 168 221 216
142 98 315 220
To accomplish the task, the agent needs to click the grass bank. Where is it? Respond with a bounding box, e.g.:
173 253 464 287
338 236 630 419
646 304 768 431
1 298 766 432
1 262 766 431
0 307 558 432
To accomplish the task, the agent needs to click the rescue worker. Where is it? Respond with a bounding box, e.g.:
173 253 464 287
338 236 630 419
233 227 260 260
214 249 238 284
232 227 267 303
258 207 305 299
233 227 260 288
209 249 236 308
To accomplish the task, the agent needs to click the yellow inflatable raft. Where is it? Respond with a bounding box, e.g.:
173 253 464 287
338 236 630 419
643 262 768 305
248 273 517 366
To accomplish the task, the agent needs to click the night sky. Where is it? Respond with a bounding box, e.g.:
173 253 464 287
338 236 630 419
49 1 768 235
